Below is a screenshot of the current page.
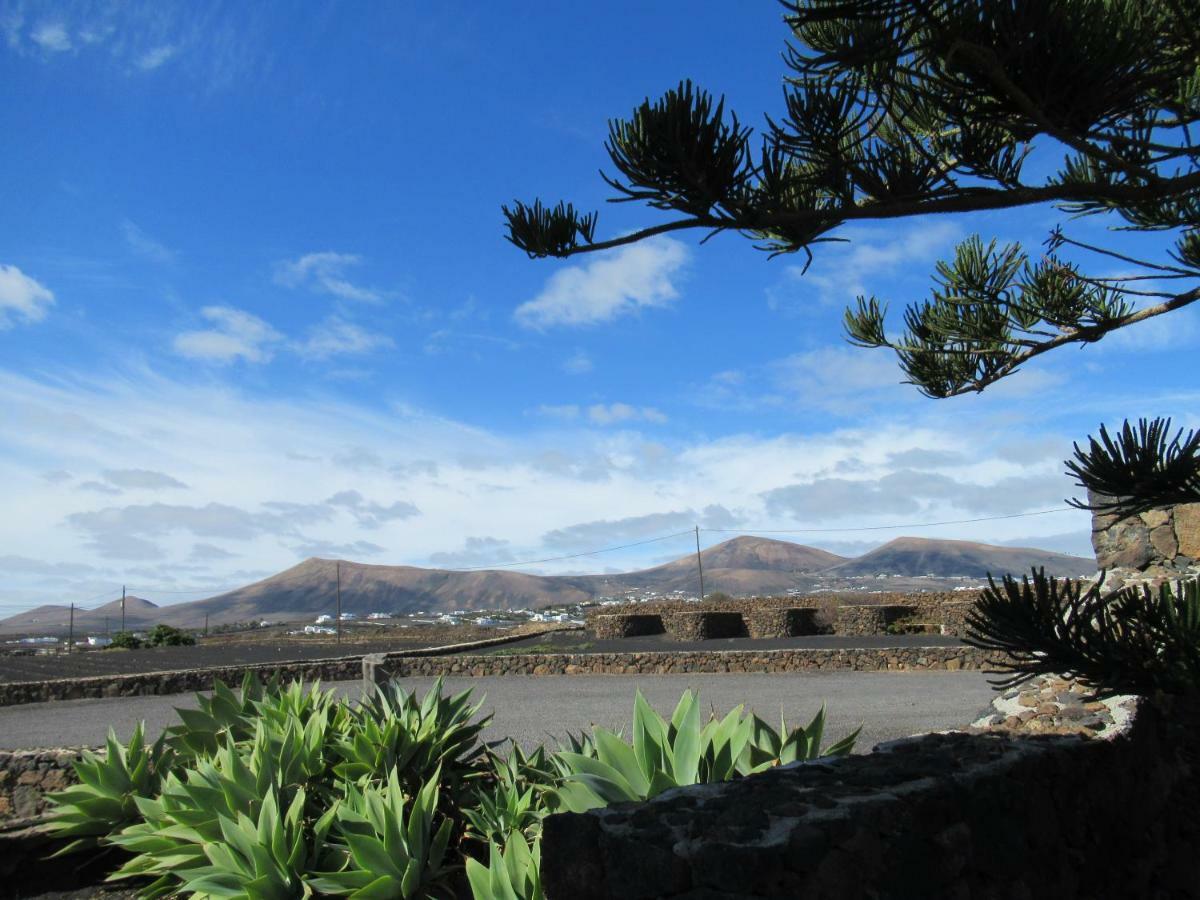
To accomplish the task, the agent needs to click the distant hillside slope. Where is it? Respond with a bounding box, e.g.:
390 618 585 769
557 536 846 596
827 536 1095 578
0 596 160 636
0 535 1096 633
149 558 595 629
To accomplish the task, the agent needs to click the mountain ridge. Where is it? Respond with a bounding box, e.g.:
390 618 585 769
0 535 1095 633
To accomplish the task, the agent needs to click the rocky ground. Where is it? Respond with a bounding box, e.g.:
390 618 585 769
969 674 1136 739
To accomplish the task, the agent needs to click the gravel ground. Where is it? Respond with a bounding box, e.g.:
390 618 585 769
0 671 999 752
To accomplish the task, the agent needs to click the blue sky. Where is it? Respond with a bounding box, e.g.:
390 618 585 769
2 1 1197 613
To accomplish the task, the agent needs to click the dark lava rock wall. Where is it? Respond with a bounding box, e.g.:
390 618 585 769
541 700 1199 899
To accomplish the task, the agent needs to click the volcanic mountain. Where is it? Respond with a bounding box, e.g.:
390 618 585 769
824 536 1096 579
0 535 1096 633
0 595 160 635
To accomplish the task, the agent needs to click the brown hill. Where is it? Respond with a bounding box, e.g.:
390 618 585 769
0 596 159 636
557 536 846 596
149 558 594 629
0 535 1096 633
826 536 1095 578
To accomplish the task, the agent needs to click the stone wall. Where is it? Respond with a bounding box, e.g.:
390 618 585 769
0 749 84 824
745 607 822 639
0 630 568 708
377 645 989 678
541 698 1199 899
662 611 746 641
591 614 664 640
588 592 980 638
833 604 915 636
1091 495 1200 586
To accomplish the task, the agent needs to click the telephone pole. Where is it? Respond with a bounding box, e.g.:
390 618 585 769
694 526 706 601
336 561 342 645
204 613 209 638
121 585 126 633
67 603 75 654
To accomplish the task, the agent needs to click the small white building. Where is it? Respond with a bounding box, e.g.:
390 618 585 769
87 636 112 647
367 612 392 620
315 614 334 624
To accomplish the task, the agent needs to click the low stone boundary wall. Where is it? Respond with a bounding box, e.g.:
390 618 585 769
375 645 989 679
0 749 84 824
663 611 746 641
541 699 1199 899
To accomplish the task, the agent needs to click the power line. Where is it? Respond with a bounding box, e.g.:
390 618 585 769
702 507 1077 535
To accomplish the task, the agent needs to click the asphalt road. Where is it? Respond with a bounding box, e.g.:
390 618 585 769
0 671 998 753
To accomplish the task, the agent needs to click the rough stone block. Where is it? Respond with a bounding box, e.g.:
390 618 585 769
1175 502 1200 558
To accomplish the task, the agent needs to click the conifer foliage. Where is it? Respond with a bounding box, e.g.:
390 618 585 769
504 1 1200 697
504 0 1200 398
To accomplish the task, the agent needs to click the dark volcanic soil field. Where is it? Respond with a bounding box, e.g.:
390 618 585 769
0 629 498 683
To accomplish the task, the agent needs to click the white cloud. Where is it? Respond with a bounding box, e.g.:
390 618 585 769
30 21 70 52
533 403 668 425
587 403 667 425
0 264 54 329
275 252 381 303
121 219 174 262
770 220 961 309
296 317 394 360
173 306 283 364
563 349 593 374
135 44 176 71
514 237 689 329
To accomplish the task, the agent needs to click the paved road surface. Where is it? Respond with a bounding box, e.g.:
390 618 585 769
0 671 998 752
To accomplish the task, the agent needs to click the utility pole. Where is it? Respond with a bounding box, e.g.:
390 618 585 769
694 526 706 601
67 602 75 654
121 585 126 633
336 561 342 645
204 613 209 638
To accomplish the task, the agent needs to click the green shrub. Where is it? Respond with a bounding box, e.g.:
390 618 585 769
466 832 544 900
549 689 860 813
108 631 143 650
146 624 196 647
309 769 456 898
44 676 852 898
43 722 173 854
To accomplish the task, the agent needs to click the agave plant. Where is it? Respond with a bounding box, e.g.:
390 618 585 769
337 676 491 807
106 737 279 896
550 690 859 813
463 745 555 845
309 769 456 898
43 721 174 854
165 672 275 763
465 832 544 900
170 787 315 900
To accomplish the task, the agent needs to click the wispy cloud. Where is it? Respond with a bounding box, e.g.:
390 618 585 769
769 220 961 311
173 306 283 364
562 349 593 374
275 252 381 303
515 237 689 329
30 21 71 52
533 403 668 425
121 220 175 263
135 43 175 71
295 317 394 360
0 264 54 329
